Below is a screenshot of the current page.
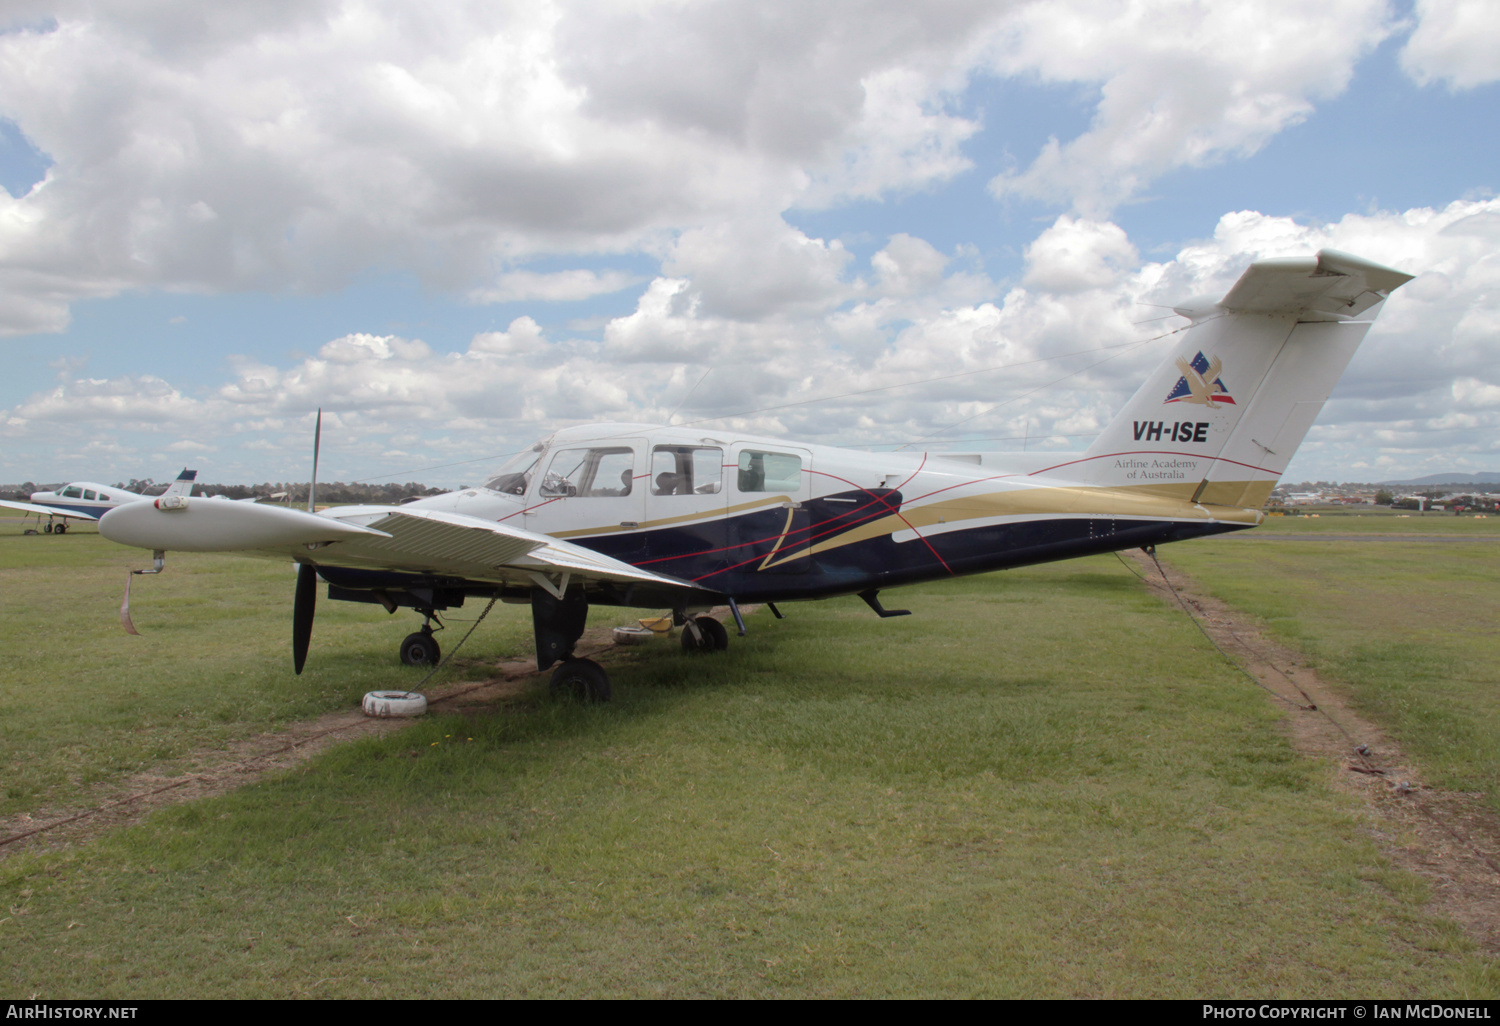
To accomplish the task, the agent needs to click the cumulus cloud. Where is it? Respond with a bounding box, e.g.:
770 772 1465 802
467 269 640 304
3 1 1497 485
1401 0 1500 89
0 1 1011 335
1023 217 1138 294
662 218 854 322
0 0 1418 337
6 200 1500 485
985 0 1395 214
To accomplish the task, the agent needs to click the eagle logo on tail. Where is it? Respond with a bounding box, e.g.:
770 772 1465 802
1165 352 1235 407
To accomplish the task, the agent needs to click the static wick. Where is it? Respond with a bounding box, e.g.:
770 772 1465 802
120 550 166 636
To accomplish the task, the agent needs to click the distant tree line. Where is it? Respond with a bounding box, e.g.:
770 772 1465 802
191 481 449 504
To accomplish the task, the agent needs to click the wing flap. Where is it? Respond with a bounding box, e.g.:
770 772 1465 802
325 508 695 591
349 509 545 569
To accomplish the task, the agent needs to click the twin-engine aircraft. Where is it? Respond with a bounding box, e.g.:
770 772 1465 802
1 470 198 534
99 250 1413 700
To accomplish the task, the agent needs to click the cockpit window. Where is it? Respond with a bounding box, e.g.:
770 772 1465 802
60 485 82 499
651 446 723 495
539 447 635 498
482 448 542 496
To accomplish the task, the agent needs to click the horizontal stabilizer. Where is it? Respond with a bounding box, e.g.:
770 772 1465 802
1177 249 1414 322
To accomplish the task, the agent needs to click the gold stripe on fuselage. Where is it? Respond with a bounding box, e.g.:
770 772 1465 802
787 481 1264 565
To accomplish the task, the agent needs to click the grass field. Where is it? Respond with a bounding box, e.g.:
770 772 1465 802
1 512 1497 997
1165 511 1500 814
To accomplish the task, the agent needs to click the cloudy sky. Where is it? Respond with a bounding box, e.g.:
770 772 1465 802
1 0 1497 488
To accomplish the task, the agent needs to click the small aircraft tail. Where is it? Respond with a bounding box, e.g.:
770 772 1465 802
163 469 198 498
1062 250 1412 508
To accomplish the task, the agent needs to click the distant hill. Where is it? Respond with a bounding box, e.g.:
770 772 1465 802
1382 473 1500 487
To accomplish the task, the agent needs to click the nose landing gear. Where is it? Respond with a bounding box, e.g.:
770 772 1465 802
399 613 443 666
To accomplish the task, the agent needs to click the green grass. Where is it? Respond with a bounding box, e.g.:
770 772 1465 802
2 517 1496 997
1262 508 1500 533
1164 520 1500 811
0 517 535 815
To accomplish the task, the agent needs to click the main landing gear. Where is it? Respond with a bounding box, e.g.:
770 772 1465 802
388 586 741 702
549 657 611 702
532 587 613 702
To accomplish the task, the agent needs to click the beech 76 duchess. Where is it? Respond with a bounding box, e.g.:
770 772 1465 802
99 250 1412 700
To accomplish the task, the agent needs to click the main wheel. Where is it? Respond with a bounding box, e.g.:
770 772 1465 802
681 615 729 653
549 658 612 702
43 523 52 534
399 631 441 666
54 522 67 535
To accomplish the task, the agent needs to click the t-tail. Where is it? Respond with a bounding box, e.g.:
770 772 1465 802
162 469 198 498
1064 250 1412 509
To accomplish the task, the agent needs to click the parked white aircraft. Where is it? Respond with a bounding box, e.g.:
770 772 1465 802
1 470 198 533
98 251 1412 700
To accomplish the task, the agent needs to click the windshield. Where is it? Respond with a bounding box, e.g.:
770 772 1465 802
482 445 543 495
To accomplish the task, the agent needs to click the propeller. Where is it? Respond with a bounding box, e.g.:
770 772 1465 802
308 407 321 513
293 408 322 674
293 561 316 674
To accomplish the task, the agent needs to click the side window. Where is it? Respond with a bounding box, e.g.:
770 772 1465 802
651 446 723 496
83 490 97 500
539 447 636 498
736 450 801 493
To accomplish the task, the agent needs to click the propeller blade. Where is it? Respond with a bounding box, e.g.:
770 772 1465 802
120 573 141 636
308 407 322 513
293 562 317 674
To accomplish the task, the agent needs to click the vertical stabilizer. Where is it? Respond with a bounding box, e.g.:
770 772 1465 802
163 469 198 498
1061 250 1412 506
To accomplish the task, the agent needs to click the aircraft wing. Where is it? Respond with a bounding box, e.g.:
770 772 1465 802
0 498 100 521
318 507 693 590
98 500 699 594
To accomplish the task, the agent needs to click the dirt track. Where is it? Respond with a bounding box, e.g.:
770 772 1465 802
1129 549 1500 953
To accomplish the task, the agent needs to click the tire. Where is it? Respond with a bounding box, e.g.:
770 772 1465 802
549 658 612 702
43 523 52 534
54 522 67 535
362 690 428 717
399 631 441 666
681 615 728 653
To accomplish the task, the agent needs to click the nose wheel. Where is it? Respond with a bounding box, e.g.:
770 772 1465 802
680 615 729 653
399 625 441 666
